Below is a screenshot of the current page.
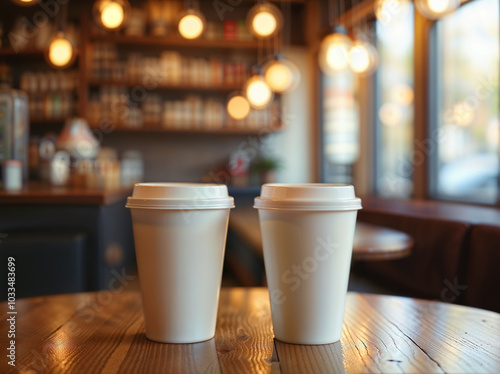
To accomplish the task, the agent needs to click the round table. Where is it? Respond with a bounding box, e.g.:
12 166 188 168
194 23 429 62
1 288 499 373
228 206 414 261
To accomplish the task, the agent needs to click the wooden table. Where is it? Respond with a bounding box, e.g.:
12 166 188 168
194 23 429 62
2 288 499 373
229 206 414 261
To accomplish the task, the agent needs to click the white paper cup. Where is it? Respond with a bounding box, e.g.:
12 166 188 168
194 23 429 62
126 183 234 343
254 184 362 345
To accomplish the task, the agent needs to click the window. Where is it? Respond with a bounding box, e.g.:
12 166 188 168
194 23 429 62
431 0 499 204
321 70 358 184
375 6 414 198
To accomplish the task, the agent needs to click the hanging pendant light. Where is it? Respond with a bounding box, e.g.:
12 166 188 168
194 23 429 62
10 0 41 6
45 3 75 69
46 32 76 68
319 26 353 76
247 2 283 39
415 0 459 20
348 40 379 76
374 0 410 25
177 1 206 40
227 92 251 120
93 0 130 30
245 69 274 110
263 55 300 94
178 10 206 40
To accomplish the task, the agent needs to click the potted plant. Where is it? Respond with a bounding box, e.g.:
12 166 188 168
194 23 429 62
251 157 283 184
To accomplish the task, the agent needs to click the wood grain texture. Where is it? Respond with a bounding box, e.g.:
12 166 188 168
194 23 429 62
229 205 414 261
1 289 499 373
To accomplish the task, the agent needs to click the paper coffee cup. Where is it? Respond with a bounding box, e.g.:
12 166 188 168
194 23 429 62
126 183 234 343
254 184 362 345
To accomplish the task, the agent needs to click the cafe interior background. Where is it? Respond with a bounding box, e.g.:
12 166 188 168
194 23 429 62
0 0 498 313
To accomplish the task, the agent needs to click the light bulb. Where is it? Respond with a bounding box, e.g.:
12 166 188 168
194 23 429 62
101 2 124 29
245 74 274 110
264 57 301 94
10 0 41 6
247 3 283 39
93 0 129 30
319 31 353 75
415 0 459 19
348 41 379 76
47 33 74 68
375 0 410 25
227 94 251 120
178 10 205 40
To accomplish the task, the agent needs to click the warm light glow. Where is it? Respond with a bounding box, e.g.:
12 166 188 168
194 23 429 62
348 41 379 76
252 12 277 38
391 84 414 105
428 0 450 13
93 0 129 30
379 102 403 127
349 46 370 73
264 58 300 94
247 3 282 39
100 2 125 29
375 0 410 25
227 95 251 120
245 75 274 110
452 102 475 127
11 0 41 5
415 0 459 19
48 36 74 68
319 32 353 75
178 13 205 40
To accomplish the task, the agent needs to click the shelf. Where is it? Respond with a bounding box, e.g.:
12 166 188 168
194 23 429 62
0 48 79 62
89 123 284 135
30 117 69 125
87 79 243 92
88 34 260 51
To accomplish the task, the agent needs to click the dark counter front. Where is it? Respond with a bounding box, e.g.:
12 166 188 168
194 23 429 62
0 184 135 299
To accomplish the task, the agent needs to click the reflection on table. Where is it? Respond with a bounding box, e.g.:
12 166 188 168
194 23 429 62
1 288 499 373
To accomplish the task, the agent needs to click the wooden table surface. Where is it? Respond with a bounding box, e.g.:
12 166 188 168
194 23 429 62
229 206 414 261
1 288 499 373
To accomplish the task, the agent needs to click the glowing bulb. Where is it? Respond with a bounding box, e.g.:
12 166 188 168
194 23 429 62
319 32 353 75
375 0 410 25
348 41 379 76
47 34 74 68
245 75 274 110
264 58 300 94
415 0 459 19
101 2 124 29
178 12 205 40
11 0 41 5
227 94 251 120
428 0 449 12
252 12 277 37
247 3 283 39
93 0 129 30
349 46 370 73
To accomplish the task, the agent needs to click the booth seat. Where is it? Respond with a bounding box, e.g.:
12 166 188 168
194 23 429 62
355 197 500 313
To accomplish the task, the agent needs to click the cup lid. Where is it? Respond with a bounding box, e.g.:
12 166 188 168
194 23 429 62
126 183 234 210
254 183 362 211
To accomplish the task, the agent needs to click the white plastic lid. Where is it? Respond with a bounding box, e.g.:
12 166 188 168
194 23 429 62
254 184 362 211
126 183 234 210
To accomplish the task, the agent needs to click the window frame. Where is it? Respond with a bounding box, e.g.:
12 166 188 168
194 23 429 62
426 0 500 206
